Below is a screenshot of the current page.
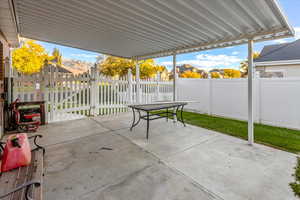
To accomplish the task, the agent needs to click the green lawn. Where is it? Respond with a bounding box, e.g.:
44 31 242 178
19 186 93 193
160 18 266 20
178 111 300 154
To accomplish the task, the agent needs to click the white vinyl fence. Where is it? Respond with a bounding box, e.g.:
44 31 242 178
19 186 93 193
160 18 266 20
13 65 173 122
177 78 300 130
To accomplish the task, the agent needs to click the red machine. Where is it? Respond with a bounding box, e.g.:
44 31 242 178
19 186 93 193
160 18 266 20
1 133 31 172
11 99 40 132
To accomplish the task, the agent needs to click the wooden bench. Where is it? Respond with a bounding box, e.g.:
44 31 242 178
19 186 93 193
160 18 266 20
0 135 45 200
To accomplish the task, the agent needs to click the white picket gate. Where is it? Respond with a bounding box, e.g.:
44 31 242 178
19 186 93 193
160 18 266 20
12 65 173 123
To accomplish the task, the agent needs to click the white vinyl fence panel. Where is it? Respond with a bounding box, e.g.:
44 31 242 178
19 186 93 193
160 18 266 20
177 78 300 130
259 78 300 129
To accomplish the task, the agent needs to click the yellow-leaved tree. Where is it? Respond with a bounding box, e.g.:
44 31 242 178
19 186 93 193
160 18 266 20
12 40 49 74
98 56 167 79
99 56 134 77
49 48 62 66
239 52 260 76
223 69 241 78
180 70 201 78
210 72 222 78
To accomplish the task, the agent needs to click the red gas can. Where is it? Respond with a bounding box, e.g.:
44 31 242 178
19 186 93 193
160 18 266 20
1 133 31 172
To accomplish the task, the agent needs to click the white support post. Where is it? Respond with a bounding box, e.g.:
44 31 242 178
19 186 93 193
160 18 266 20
156 72 160 101
136 58 141 104
248 39 254 145
49 64 54 122
173 52 177 102
172 52 177 122
208 73 212 115
90 65 97 116
128 69 133 104
94 67 100 115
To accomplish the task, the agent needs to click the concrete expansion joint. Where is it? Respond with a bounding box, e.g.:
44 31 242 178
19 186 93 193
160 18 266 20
109 129 224 200
90 118 115 131
164 134 219 160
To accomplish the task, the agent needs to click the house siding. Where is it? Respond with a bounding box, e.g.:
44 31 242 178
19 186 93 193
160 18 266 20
256 64 300 77
0 32 10 59
0 32 10 138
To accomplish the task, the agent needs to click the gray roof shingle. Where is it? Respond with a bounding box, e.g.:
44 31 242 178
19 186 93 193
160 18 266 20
254 39 300 63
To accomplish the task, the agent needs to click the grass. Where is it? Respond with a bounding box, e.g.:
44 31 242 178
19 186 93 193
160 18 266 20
174 111 300 154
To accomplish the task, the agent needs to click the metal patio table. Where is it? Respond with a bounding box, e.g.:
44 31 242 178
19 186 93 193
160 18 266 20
128 102 187 139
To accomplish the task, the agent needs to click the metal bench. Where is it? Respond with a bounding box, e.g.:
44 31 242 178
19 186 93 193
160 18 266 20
0 135 45 200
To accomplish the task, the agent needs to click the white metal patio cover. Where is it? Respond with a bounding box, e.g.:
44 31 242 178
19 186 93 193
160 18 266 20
3 0 294 144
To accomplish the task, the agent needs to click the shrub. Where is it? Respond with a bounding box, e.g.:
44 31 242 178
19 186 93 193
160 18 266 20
290 157 300 198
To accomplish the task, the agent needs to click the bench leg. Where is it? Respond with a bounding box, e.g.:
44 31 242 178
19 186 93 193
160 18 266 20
29 135 46 155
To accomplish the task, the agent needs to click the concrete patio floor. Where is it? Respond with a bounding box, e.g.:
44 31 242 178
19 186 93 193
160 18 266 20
37 112 297 200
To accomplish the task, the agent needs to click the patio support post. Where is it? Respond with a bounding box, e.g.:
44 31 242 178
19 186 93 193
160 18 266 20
172 51 177 122
156 72 160 101
208 73 212 115
90 65 97 116
173 51 177 101
49 64 54 122
248 39 254 145
136 58 141 104
128 69 133 104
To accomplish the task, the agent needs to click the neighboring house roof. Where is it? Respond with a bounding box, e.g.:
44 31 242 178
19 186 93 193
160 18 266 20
60 64 88 75
44 65 71 73
255 39 300 64
44 65 88 75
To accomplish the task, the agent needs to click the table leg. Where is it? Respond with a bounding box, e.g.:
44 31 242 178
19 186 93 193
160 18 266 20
146 112 150 139
166 108 168 122
173 108 176 123
180 105 186 127
130 108 136 131
130 108 141 131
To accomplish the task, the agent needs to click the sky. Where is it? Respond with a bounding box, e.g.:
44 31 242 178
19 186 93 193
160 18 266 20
37 0 300 71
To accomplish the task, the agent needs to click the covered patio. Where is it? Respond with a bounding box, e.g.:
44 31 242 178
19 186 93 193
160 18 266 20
38 114 296 200
4 0 295 145
0 0 297 199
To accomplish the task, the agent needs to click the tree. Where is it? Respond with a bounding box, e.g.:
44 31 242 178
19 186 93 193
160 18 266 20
95 54 105 65
12 40 49 74
99 56 134 77
223 69 241 78
50 48 62 66
180 70 201 78
239 52 260 76
139 59 165 79
210 71 222 79
98 56 166 79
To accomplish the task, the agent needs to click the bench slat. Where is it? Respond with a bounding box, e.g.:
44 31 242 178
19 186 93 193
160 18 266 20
0 166 20 200
32 150 43 200
12 152 33 200
0 149 44 200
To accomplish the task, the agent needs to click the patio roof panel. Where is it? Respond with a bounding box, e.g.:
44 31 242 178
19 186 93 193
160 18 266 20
12 0 294 59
